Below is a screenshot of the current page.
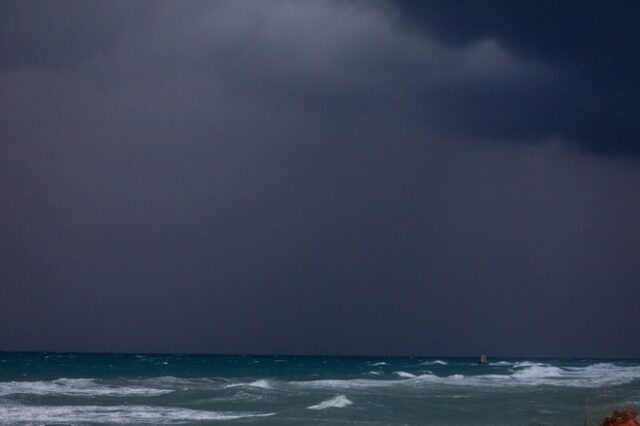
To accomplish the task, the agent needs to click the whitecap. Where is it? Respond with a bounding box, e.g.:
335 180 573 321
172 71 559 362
553 363 640 387
225 379 272 389
512 361 545 368
512 365 563 379
247 379 272 389
287 362 640 389
421 360 448 366
307 395 353 410
370 362 387 366
288 376 429 390
0 404 275 424
0 378 172 397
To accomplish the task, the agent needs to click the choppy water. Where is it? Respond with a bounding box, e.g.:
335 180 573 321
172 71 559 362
1 353 639 425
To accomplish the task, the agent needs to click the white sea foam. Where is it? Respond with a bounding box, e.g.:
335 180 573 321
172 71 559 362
0 378 172 397
421 360 448 365
491 361 513 366
307 395 353 410
0 404 275 424
61 362 639 397
370 362 387 366
512 365 564 379
287 362 640 389
558 363 640 387
287 375 431 390
512 361 543 368
225 379 272 389
248 379 272 389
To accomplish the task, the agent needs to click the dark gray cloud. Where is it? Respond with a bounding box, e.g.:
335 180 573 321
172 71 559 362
0 1 149 71
390 0 640 155
1 1 639 357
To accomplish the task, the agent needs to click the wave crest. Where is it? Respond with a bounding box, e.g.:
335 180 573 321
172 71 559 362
421 360 448 366
225 379 272 389
287 362 640 389
0 378 171 397
0 404 275 423
395 371 416 378
307 395 353 410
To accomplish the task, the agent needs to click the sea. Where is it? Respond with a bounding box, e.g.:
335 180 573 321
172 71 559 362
1 353 639 425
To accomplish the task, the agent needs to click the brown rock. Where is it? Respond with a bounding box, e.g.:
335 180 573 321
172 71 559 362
600 409 640 426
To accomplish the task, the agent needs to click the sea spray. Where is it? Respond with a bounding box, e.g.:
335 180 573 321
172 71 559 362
307 395 353 410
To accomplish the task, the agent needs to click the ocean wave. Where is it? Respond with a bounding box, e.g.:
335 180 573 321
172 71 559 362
134 376 221 389
511 365 564 379
0 378 172 397
122 362 640 391
307 395 353 410
225 379 272 389
21 362 635 400
512 361 544 368
286 363 640 389
370 362 387 366
191 390 264 404
0 404 275 424
287 375 434 390
559 363 640 387
421 360 448 366
133 376 269 392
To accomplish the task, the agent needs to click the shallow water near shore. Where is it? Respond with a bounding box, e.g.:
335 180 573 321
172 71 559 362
1 353 639 425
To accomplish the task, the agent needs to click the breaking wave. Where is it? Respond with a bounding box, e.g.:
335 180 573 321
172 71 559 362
287 363 640 389
225 379 272 389
421 360 448 365
0 404 275 424
511 364 564 379
307 395 353 410
7 362 637 403
0 378 172 397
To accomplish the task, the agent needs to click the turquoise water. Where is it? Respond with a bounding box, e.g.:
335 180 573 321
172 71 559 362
1 353 639 425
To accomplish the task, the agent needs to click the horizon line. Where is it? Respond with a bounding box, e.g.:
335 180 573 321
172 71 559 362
0 350 638 360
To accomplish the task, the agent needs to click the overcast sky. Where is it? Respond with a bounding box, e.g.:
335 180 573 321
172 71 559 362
1 0 639 357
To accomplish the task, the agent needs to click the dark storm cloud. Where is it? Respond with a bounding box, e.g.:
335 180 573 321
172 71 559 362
0 1 150 71
389 0 640 155
1 1 640 357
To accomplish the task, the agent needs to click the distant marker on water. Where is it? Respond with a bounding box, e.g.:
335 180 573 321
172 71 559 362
479 352 489 365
